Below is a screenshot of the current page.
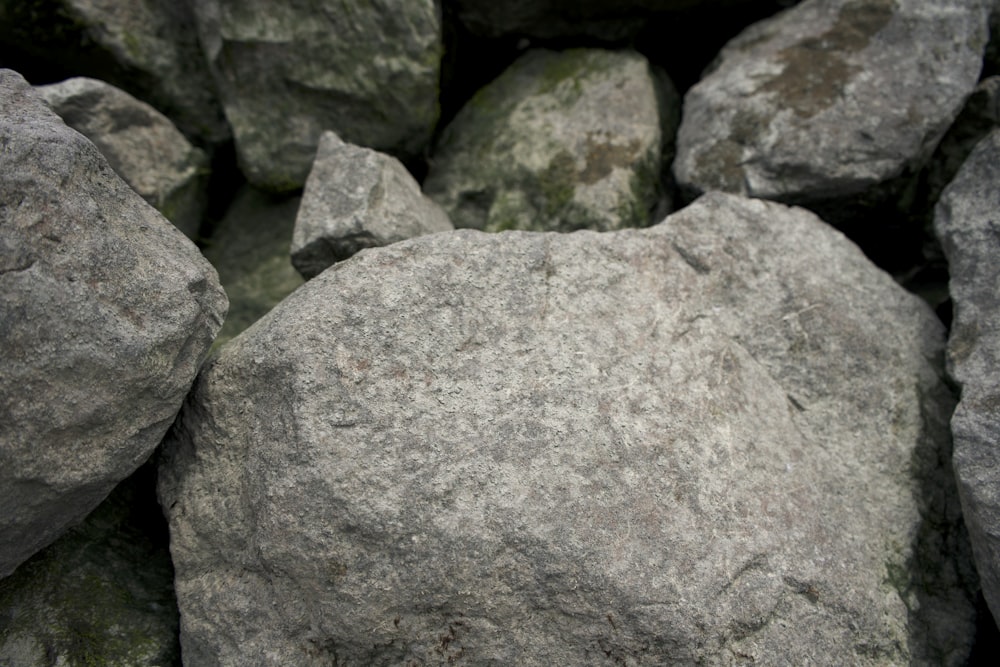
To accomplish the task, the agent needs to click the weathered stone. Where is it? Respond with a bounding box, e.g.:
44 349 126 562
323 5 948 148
37 77 210 239
203 186 304 349
0 69 227 578
160 191 974 665
934 128 1000 630
291 131 453 279
673 0 989 208
425 48 673 233
0 464 180 667
192 0 443 192
0 0 229 144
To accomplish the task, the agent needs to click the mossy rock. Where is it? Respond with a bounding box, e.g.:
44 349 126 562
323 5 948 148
425 48 676 233
0 464 180 667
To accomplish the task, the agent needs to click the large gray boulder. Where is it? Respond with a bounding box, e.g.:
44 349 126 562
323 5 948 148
934 128 1000 629
291 131 453 279
160 191 974 665
0 69 227 578
37 77 210 240
673 0 989 208
192 0 443 192
0 0 229 144
0 465 179 667
424 48 673 233
203 187 304 350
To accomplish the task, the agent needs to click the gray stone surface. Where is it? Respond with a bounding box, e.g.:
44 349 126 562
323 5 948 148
203 186 304 349
0 69 227 578
0 464 180 667
292 131 453 279
0 0 229 144
192 0 443 192
37 77 210 240
425 48 673 233
934 128 1000 629
673 0 989 207
160 191 974 665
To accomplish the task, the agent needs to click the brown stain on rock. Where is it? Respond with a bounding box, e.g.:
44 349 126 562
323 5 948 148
579 135 643 185
761 0 896 118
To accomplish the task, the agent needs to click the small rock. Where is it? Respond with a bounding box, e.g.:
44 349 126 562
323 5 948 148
0 69 227 577
673 0 989 209
291 131 453 279
934 128 1000 630
425 48 674 233
192 0 443 191
37 77 210 239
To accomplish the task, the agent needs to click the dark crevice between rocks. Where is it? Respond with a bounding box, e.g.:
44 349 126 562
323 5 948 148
902 380 995 665
196 140 248 248
636 1 801 96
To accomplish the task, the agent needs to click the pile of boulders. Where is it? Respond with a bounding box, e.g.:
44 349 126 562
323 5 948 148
2 1 999 664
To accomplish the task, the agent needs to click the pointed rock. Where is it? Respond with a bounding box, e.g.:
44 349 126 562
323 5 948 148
292 132 453 279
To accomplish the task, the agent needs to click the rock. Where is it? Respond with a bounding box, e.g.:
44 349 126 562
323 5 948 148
37 77 210 240
203 186 304 349
0 0 229 144
673 0 989 210
0 463 180 667
159 191 974 665
191 0 443 192
934 128 1000 630
0 69 227 578
291 131 453 279
424 48 673 233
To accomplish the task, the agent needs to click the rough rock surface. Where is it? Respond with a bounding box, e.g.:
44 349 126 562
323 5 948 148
204 187 304 349
0 69 227 578
673 0 989 207
0 0 228 144
425 48 672 233
0 464 180 667
291 131 453 279
160 192 974 665
192 0 443 192
37 77 210 239
934 128 1000 629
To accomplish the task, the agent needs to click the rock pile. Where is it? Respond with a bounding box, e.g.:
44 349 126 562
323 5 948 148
2 0 999 664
